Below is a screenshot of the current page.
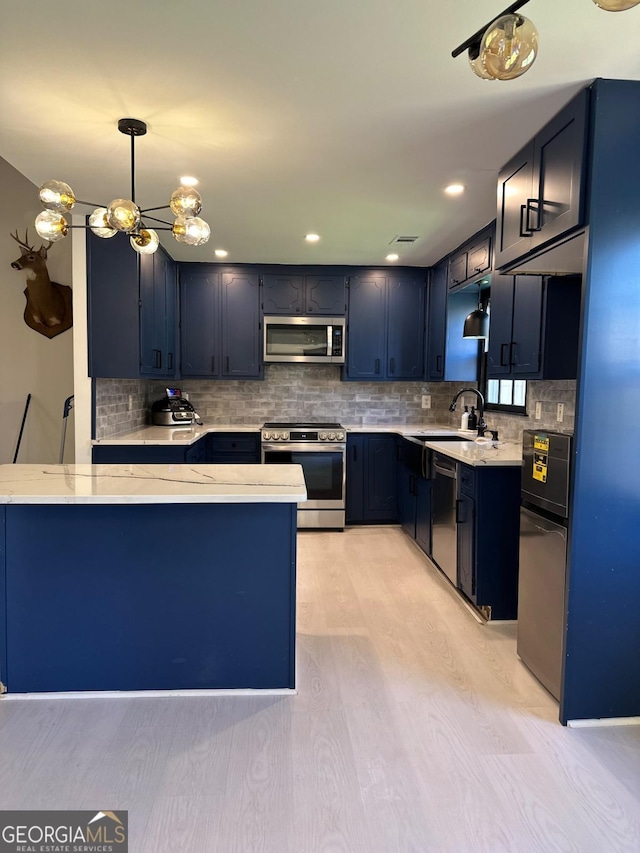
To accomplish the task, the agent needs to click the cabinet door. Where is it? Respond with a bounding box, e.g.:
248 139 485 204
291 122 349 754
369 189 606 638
221 272 261 378
139 252 160 375
387 276 425 379
511 276 543 375
364 435 397 521
486 275 515 378
448 252 468 289
457 493 475 600
398 461 417 538
164 255 178 377
305 275 346 315
532 89 588 250
180 270 219 376
427 261 447 380
87 231 140 378
496 140 535 269
415 476 431 556
345 435 365 523
345 275 387 379
467 234 492 279
262 274 304 314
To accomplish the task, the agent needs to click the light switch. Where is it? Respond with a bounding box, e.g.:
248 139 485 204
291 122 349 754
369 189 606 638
557 403 564 422
422 395 431 409
534 401 542 420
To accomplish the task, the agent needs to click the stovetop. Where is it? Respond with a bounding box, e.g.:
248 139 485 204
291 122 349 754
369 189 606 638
263 422 343 429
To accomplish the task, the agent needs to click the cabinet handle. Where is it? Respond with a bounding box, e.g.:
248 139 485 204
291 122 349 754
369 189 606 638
409 475 416 496
168 352 174 370
389 357 395 375
296 307 301 313
519 203 533 238
421 446 427 479
211 356 216 373
526 198 542 233
455 499 462 524
308 306 313 312
375 358 380 375
436 354 443 374
510 342 517 366
500 343 509 367
226 356 230 373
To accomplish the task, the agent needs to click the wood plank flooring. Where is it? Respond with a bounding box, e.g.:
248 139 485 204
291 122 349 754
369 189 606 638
1 526 639 852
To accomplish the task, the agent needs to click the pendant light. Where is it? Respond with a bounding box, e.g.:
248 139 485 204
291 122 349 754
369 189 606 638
592 0 640 10
35 118 211 255
463 287 490 339
477 13 539 81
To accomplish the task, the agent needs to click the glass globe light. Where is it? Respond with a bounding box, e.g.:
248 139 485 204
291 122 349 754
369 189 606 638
469 47 495 80
38 180 76 212
169 186 202 218
35 210 69 241
89 207 117 238
130 229 160 254
480 14 539 81
592 0 640 9
106 198 141 232
172 216 211 246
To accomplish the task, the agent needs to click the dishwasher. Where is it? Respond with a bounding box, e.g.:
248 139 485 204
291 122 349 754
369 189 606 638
431 453 458 586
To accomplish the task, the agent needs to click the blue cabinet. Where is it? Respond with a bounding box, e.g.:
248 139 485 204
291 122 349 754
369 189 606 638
456 491 475 601
426 262 447 380
415 477 431 556
92 442 203 464
448 226 493 291
346 434 397 523
180 266 262 379
496 89 588 269
139 247 178 378
487 274 581 379
345 273 425 380
208 432 260 463
262 273 345 315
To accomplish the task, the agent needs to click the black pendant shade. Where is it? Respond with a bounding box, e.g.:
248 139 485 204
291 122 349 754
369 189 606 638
463 307 490 339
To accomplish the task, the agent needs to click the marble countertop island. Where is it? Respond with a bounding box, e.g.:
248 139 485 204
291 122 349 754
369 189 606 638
0 464 307 505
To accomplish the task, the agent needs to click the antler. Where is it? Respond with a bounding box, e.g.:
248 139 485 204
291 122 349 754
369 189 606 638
10 229 34 251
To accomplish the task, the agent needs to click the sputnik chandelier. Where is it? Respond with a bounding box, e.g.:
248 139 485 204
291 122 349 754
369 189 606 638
452 0 640 82
34 118 210 255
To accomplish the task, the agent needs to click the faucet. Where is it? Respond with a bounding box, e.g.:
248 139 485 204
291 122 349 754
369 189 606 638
448 388 488 436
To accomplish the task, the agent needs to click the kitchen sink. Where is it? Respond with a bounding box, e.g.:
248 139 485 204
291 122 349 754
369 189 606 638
410 435 474 443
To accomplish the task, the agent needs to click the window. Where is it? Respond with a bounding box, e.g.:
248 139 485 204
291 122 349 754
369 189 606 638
485 378 528 414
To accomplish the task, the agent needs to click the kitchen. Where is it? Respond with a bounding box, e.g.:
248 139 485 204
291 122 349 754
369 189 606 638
1 2 640 850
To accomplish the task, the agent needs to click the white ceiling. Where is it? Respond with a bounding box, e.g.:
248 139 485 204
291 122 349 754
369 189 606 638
2 1 640 266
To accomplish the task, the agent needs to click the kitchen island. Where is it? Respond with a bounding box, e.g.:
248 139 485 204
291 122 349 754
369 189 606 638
0 463 306 696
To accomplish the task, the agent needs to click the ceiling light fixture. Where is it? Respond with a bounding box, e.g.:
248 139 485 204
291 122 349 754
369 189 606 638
452 0 538 81
214 249 228 258
34 118 211 255
305 233 320 242
463 286 490 339
444 183 465 195
593 0 640 9
386 253 399 261
180 176 199 186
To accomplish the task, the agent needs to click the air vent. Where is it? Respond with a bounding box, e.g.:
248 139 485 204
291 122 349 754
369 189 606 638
390 235 420 245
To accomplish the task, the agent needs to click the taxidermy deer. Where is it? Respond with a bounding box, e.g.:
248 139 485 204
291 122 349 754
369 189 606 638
10 230 72 338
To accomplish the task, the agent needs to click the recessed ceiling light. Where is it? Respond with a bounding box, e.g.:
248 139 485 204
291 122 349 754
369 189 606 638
386 253 399 261
214 249 228 258
444 183 465 196
180 176 199 186
305 233 320 242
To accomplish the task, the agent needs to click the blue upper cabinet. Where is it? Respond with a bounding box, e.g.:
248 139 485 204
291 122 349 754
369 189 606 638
496 89 589 270
448 225 493 292
262 273 345 315
345 272 425 380
487 274 581 380
220 272 261 377
426 261 447 380
180 266 262 380
139 247 178 378
387 275 425 379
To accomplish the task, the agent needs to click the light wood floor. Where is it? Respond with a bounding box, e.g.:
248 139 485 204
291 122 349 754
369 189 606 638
1 526 639 852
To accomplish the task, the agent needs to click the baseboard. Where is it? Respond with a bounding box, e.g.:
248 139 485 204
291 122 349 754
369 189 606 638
566 716 640 728
0 687 298 701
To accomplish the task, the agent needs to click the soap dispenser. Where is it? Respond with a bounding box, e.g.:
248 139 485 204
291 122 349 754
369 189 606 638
461 406 470 431
468 406 478 430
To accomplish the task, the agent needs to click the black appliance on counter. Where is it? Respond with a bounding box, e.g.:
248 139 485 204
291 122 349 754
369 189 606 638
151 388 202 426
261 422 346 529
518 429 573 701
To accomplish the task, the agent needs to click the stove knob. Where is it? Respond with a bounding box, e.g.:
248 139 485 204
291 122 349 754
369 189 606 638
319 432 327 440
336 432 345 441
263 431 272 440
280 432 288 440
329 432 336 441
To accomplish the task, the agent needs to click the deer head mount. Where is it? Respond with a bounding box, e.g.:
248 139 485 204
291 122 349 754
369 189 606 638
10 229 72 338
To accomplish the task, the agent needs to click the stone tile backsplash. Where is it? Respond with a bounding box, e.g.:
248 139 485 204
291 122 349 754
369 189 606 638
95 369 576 444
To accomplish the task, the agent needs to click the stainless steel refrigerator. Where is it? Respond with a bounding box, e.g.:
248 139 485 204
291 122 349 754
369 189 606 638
518 429 572 701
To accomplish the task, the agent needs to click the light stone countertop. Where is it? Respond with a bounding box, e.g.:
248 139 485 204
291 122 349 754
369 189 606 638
93 424 263 446
0 464 307 505
424 439 522 467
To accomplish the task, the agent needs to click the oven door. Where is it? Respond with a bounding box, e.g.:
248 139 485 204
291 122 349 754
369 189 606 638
262 443 346 509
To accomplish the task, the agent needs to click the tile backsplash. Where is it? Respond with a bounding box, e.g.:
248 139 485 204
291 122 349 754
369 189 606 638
95 369 576 443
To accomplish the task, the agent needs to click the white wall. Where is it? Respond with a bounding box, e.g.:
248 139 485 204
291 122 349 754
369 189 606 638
0 157 74 463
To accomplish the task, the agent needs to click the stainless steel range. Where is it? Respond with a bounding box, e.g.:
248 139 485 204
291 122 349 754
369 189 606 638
261 422 346 529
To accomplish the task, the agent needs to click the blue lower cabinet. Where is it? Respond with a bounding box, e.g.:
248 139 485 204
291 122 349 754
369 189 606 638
207 432 260 463
415 476 431 556
346 434 397 523
92 444 195 464
456 492 475 599
397 461 417 538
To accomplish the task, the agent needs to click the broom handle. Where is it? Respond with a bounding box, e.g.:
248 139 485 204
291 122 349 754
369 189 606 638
13 393 32 464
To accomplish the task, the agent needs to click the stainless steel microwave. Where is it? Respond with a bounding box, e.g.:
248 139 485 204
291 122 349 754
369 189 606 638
263 316 345 363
